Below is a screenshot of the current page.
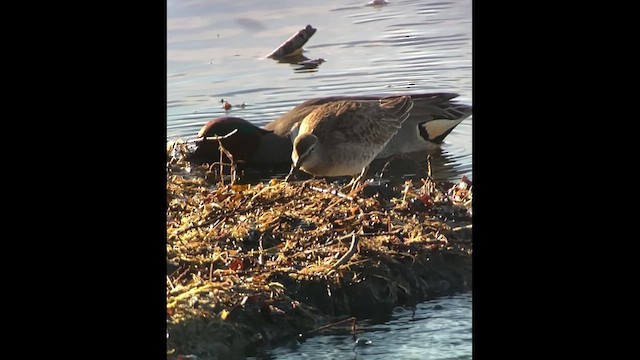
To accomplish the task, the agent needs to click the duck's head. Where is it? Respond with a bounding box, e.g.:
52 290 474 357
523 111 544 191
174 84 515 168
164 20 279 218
187 117 269 164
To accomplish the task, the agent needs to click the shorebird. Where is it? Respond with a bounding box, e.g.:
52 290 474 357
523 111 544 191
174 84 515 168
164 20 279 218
186 92 471 165
284 95 414 185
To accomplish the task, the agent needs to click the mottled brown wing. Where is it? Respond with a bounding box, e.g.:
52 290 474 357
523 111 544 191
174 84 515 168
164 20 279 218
355 96 414 145
378 95 414 126
304 96 413 146
264 93 463 138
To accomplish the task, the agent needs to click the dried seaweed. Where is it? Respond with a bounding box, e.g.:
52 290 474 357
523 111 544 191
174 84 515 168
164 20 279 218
166 141 472 359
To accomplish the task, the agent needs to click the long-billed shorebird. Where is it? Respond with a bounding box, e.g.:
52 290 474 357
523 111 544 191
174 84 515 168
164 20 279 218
284 96 414 186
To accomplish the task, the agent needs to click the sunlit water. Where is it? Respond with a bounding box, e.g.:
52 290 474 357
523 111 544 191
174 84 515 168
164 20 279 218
252 293 472 360
168 0 472 357
167 0 472 183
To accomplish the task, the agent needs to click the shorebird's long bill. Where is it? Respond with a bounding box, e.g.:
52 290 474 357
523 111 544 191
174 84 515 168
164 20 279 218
284 164 299 182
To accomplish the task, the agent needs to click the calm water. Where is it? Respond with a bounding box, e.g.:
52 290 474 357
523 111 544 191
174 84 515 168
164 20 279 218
168 0 472 358
167 0 472 183
253 293 472 360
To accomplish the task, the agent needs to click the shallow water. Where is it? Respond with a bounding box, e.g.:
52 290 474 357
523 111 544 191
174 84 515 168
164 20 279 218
252 293 472 360
167 0 472 183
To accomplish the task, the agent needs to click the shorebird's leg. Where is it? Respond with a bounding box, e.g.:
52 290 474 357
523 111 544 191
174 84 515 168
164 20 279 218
353 166 369 192
342 166 369 193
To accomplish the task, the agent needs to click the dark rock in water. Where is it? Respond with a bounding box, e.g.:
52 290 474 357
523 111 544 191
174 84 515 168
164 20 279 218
354 337 372 346
353 337 372 351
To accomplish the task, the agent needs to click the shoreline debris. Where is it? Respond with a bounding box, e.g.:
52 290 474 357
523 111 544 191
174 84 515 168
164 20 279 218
167 142 472 359
265 25 317 60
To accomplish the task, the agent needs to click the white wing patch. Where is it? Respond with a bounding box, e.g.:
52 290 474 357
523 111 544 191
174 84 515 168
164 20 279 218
422 119 464 140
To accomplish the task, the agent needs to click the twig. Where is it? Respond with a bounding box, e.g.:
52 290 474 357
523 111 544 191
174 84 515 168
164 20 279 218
324 191 351 212
422 155 436 194
218 140 225 187
360 230 402 237
175 192 294 235
210 136 237 187
322 231 358 247
451 224 473 232
378 156 396 178
401 180 412 205
172 266 191 284
346 178 370 197
249 181 287 203
303 316 357 337
420 155 452 196
258 233 264 266
167 280 235 308
329 233 359 271
209 254 215 282
184 129 239 143
265 25 317 59
309 185 354 201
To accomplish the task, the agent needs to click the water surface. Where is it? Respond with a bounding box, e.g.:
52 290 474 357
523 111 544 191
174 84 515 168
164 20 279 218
254 293 472 360
167 0 472 183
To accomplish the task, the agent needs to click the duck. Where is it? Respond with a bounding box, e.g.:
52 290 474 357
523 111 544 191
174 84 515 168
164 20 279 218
186 92 471 165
